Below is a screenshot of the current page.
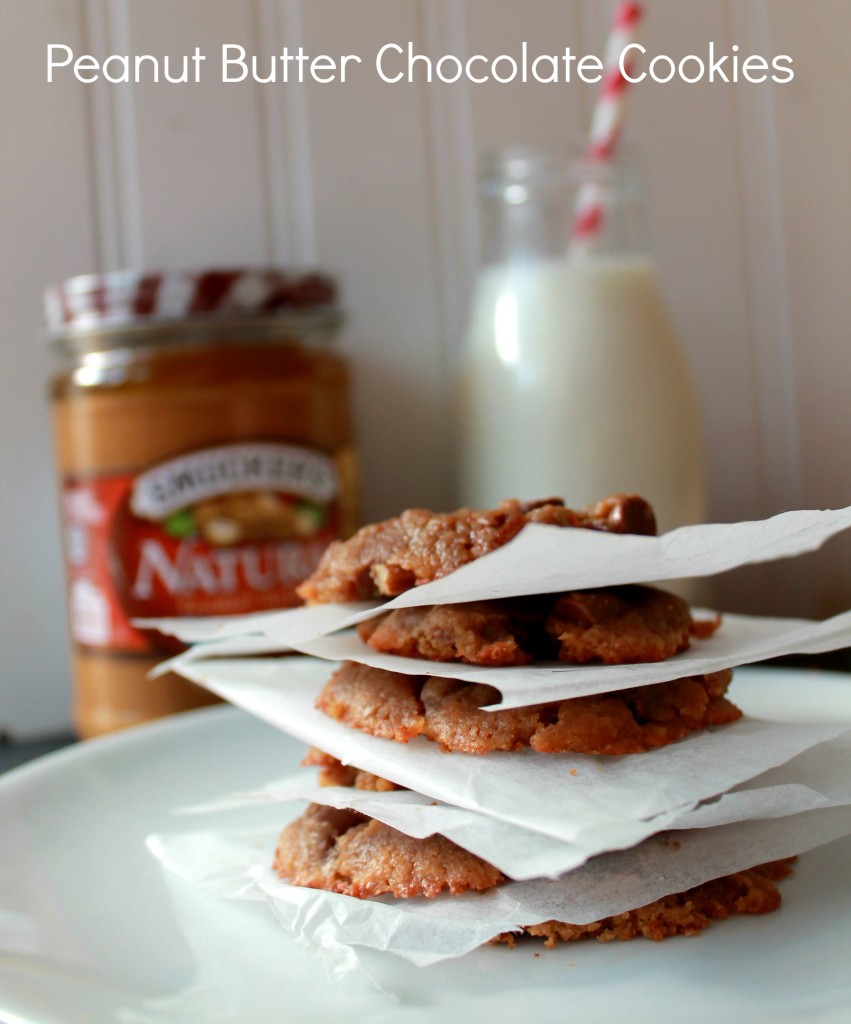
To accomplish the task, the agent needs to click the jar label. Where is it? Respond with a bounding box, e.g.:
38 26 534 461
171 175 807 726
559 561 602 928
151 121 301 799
60 443 341 654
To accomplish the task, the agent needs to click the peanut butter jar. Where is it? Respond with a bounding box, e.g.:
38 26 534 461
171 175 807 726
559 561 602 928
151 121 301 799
45 268 357 738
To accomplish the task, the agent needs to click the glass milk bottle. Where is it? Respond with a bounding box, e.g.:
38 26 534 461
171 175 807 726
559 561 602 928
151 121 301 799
455 147 707 534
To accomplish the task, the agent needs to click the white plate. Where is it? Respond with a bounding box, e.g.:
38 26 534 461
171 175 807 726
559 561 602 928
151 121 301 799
1 667 850 1024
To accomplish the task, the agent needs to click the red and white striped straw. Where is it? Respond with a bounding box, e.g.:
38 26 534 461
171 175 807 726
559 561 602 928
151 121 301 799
571 1 643 246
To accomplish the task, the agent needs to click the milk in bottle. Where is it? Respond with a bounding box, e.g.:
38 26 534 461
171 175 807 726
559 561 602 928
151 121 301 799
455 148 706 534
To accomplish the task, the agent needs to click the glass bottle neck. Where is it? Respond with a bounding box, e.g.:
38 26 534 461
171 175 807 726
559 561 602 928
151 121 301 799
478 147 648 265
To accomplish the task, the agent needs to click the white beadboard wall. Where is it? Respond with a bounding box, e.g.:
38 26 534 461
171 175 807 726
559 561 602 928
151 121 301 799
1 0 849 736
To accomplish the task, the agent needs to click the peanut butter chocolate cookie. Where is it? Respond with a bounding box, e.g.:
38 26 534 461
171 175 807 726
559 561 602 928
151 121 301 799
315 662 741 756
302 747 400 791
297 494 657 604
494 859 796 946
274 806 793 940
359 585 700 667
273 803 503 898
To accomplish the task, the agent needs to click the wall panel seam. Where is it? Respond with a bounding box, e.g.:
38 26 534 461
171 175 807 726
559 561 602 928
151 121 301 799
108 0 144 266
253 0 292 264
278 0 317 265
727 0 810 614
81 0 121 269
728 0 804 513
417 0 478 496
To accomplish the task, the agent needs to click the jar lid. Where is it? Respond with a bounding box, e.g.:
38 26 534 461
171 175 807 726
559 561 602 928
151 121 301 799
44 268 339 338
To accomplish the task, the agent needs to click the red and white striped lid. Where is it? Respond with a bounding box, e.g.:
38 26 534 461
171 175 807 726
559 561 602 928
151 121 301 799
44 268 338 336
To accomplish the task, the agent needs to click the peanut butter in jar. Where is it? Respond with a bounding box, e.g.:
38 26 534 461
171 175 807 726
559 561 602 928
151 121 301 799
45 268 357 738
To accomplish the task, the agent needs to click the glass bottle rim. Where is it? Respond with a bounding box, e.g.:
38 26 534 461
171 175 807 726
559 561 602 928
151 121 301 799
478 143 643 199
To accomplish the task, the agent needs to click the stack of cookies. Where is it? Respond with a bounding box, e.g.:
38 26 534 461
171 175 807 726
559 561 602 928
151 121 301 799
270 495 794 945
